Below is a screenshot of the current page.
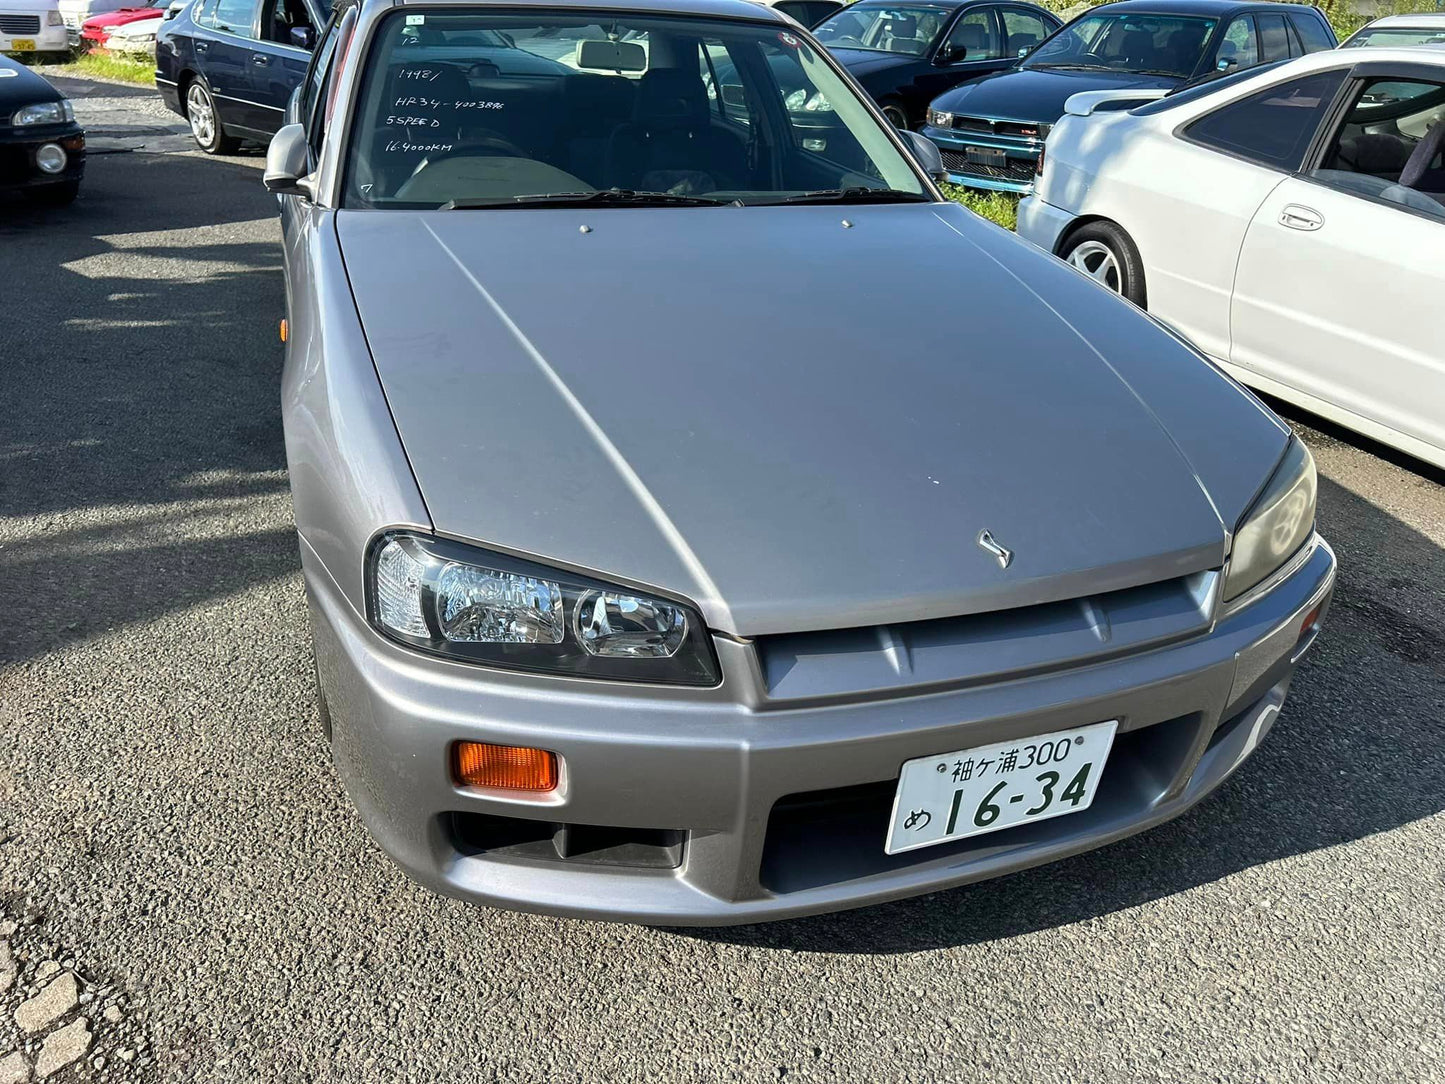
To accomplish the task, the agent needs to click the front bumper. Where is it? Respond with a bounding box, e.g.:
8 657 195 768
0 24 69 52
307 535 1335 926
921 123 1043 194
1017 194 1075 256
0 124 84 191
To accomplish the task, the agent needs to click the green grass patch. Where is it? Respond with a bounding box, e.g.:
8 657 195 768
940 184 1020 231
37 50 156 87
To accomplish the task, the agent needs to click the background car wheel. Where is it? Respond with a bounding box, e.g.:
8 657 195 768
880 100 910 129
184 79 240 155
23 180 80 207
1060 221 1147 307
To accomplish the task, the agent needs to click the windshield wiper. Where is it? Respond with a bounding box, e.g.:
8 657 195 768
443 189 727 209
767 187 933 206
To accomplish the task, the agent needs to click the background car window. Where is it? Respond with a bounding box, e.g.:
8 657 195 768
207 0 257 36
193 0 219 26
1217 15 1258 71
1345 26 1445 48
1309 77 1445 220
1289 13 1334 53
771 1 841 28
1187 68 1347 170
1255 14 1291 63
262 0 312 44
812 4 951 57
1000 8 1049 57
1024 14 1216 78
941 9 1002 62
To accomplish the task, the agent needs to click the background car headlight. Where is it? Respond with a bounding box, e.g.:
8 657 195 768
926 108 953 128
1224 439 1317 602
366 532 719 685
12 101 73 127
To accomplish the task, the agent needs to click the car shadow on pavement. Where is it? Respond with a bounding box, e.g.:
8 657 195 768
677 474 1445 953
0 149 296 665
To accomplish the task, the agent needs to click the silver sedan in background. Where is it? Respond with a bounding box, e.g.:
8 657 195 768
263 0 1334 924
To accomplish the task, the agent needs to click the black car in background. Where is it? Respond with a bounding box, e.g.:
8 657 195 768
0 54 84 205
156 0 330 153
811 0 1061 128
922 0 1336 191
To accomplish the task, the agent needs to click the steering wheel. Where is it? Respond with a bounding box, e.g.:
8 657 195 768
408 133 531 178
828 35 866 47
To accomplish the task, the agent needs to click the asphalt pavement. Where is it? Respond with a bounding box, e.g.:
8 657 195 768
0 75 1441 1084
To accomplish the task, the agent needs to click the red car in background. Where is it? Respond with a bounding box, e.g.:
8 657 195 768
80 3 162 46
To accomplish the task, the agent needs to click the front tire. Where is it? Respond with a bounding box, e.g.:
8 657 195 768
184 78 240 155
880 99 910 130
1059 221 1147 307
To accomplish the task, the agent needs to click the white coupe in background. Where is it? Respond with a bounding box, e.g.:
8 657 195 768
1018 48 1445 471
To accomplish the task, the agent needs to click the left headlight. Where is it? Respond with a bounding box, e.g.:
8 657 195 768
12 100 74 127
46 9 63 24
1223 438 1317 603
925 108 953 128
365 531 720 686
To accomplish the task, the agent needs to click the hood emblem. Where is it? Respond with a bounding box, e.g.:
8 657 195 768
976 530 1013 570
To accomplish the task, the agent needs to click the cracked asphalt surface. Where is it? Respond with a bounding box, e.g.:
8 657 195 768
0 74 1442 1084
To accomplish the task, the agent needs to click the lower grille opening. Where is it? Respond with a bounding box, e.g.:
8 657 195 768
759 713 1202 895
448 812 685 870
940 149 1039 184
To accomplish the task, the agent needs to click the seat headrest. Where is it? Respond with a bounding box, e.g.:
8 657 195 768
1400 119 1445 190
959 24 985 50
1343 133 1416 175
634 68 707 127
1121 29 1152 56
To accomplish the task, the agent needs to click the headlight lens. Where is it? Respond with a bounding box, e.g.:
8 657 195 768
13 100 73 127
926 108 953 128
366 532 719 685
1223 439 1317 602
46 9 63 24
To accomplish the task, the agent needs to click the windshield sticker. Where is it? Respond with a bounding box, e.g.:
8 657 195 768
405 13 424 24
777 31 800 48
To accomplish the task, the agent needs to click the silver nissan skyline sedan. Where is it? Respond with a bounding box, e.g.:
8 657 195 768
264 0 1336 925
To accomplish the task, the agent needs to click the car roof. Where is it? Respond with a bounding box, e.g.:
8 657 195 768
1361 12 1445 29
1086 0 1321 16
1242 43 1445 77
381 0 789 21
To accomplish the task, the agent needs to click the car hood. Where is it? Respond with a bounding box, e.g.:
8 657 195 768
0 56 64 110
337 203 1284 636
826 47 921 77
929 67 1181 122
84 7 162 26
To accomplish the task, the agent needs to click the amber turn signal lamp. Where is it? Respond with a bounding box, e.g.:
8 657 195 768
453 742 558 792
279 318 289 343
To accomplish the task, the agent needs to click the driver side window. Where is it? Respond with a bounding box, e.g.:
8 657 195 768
1216 15 1259 72
941 9 1003 62
262 0 314 47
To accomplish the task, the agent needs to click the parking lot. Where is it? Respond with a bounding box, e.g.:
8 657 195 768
0 74 1442 1083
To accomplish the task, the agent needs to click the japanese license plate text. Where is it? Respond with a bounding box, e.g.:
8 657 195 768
886 721 1117 854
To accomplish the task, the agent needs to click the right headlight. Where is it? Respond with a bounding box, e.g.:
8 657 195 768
925 108 954 128
1223 438 1317 603
366 531 720 686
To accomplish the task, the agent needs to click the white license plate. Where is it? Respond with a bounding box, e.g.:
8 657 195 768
886 720 1117 854
10 38 36 51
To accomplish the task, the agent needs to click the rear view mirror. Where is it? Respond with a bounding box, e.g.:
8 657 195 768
289 25 315 50
576 39 647 72
263 123 313 198
899 128 947 183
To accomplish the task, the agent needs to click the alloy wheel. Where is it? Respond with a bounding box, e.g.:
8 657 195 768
1066 240 1122 292
186 83 215 148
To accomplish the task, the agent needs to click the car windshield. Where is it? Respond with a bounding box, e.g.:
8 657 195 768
1023 13 1218 78
1344 27 1445 48
343 10 930 209
810 3 953 56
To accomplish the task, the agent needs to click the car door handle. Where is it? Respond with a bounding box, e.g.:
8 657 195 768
1278 204 1323 231
195 41 208 52
251 53 270 66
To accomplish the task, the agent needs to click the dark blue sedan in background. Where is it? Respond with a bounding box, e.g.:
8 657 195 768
811 0 1061 129
156 0 330 153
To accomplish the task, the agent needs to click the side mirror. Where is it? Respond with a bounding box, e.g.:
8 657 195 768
163 0 183 18
263 123 313 198
289 25 315 50
936 44 964 64
1216 56 1238 72
899 128 947 183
